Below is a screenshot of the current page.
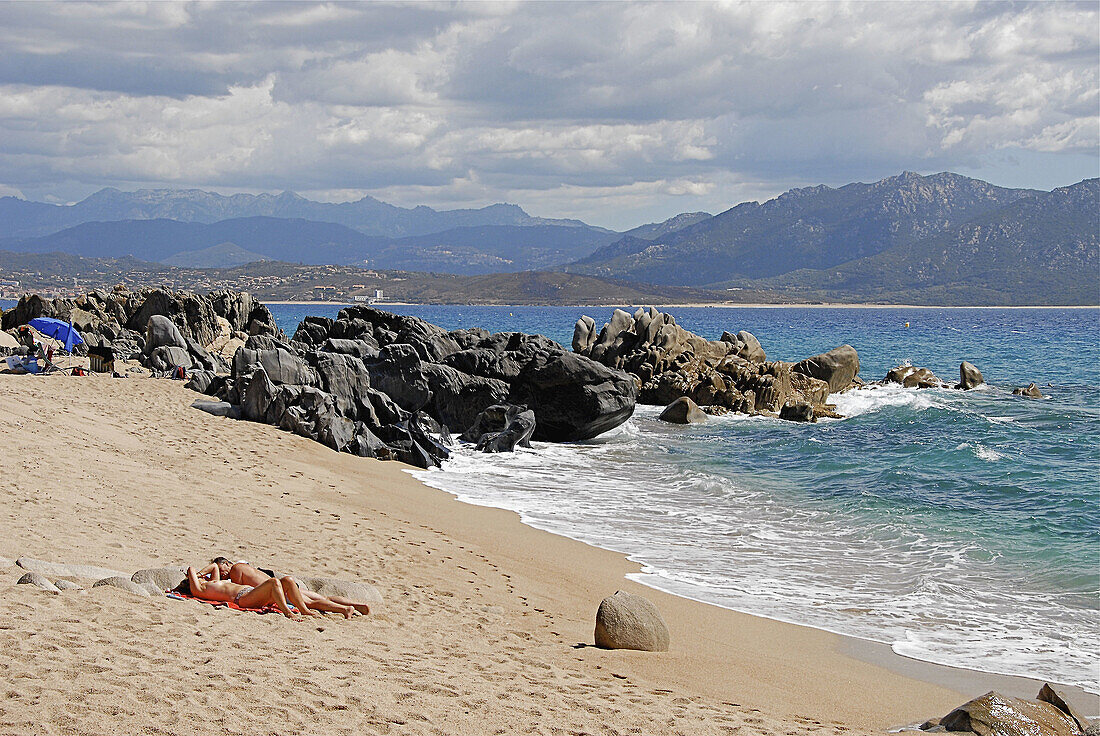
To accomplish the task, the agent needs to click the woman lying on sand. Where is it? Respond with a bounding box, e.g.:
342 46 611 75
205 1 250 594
184 566 324 621
199 557 369 616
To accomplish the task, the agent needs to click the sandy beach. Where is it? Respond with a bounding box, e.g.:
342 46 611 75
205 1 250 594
0 374 1092 735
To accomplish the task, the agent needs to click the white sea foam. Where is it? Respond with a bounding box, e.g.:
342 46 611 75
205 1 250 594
409 383 1098 693
830 384 940 418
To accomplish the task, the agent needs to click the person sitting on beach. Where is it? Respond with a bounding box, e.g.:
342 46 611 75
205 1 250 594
183 565 320 621
199 557 368 616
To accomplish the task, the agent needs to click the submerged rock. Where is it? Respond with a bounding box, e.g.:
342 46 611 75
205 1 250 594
658 397 707 424
1014 382 1046 399
779 401 815 423
885 365 947 389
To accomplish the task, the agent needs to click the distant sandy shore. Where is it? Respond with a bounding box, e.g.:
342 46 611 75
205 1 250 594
1 375 1093 735
258 299 1097 310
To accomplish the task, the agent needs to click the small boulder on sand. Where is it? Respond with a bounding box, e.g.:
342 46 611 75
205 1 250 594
658 397 707 424
296 577 384 606
594 590 670 652
92 576 152 597
131 567 187 592
54 580 84 591
17 557 126 581
17 571 60 593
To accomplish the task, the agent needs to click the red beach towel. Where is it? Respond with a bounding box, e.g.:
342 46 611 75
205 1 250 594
165 590 300 616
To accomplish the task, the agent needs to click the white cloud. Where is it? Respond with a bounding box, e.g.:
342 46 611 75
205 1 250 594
0 1 1094 228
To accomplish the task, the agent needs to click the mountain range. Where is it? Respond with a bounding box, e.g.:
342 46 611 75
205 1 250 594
568 172 1098 304
1 173 1095 304
0 187 598 240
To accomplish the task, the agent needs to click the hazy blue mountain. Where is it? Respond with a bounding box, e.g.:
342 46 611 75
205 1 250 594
4 217 617 273
619 212 712 241
160 242 271 268
0 187 606 239
751 178 1100 305
569 172 1039 284
4 217 387 264
375 225 620 274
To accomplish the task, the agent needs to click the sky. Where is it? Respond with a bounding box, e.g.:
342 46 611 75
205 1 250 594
0 1 1096 230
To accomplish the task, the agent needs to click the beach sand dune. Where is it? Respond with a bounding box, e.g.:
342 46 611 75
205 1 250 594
0 374 1038 735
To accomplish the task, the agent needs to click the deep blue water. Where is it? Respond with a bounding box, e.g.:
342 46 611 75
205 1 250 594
267 303 1099 690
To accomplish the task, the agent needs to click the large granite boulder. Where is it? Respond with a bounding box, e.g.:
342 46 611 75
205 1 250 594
923 687 1087 735
144 315 188 354
791 345 860 394
509 351 636 442
779 400 815 422
149 345 192 372
957 361 984 390
594 590 670 652
658 397 707 424
575 307 847 420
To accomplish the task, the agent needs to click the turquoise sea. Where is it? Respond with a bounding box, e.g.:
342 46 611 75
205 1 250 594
269 303 1099 691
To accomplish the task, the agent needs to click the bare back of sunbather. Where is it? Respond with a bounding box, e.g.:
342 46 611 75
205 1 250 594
185 567 318 621
207 560 367 617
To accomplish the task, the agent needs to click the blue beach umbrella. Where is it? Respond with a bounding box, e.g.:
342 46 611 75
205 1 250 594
27 317 84 352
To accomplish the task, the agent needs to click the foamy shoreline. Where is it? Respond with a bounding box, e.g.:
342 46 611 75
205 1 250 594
2 375 1094 735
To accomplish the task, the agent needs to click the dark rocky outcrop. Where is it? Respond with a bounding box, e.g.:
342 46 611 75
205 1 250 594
1 287 280 372
573 307 858 421
658 397 707 424
188 304 635 467
462 403 536 453
957 361 985 390
594 590 670 652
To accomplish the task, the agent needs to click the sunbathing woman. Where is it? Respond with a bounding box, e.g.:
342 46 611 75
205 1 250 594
184 566 320 621
199 558 368 616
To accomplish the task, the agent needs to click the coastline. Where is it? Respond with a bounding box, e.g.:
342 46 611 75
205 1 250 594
256 299 1099 309
2 375 1094 734
410 468 1100 710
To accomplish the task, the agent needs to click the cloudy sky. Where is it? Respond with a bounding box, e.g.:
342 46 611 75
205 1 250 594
0 1 1096 229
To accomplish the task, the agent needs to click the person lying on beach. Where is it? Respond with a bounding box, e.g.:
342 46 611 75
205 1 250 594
183 566 320 621
199 557 369 616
